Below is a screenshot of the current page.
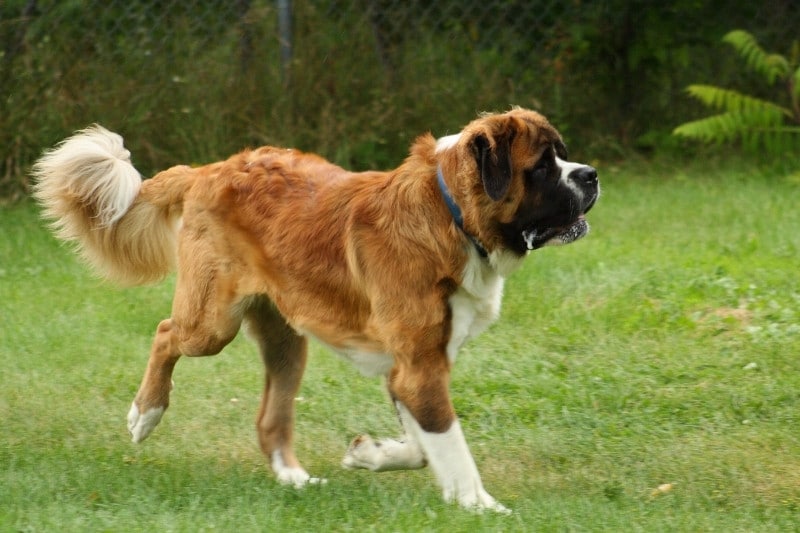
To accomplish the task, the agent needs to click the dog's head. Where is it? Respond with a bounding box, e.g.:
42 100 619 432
436 108 599 262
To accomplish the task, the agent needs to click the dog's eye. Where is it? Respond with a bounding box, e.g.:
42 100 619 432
526 153 553 183
525 162 549 184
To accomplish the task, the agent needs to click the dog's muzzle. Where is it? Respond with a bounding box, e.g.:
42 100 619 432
524 165 599 249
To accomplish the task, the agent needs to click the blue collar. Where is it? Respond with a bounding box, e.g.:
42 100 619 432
436 166 488 258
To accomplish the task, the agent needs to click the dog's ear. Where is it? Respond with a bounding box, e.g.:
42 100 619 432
472 128 514 201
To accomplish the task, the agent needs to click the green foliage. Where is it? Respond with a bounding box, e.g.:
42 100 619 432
724 30 792 85
2 3 800 200
674 30 800 154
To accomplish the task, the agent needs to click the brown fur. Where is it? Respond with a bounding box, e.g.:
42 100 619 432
32 109 591 498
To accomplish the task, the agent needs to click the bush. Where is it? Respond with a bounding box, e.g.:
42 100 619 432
2 1 799 200
673 30 800 155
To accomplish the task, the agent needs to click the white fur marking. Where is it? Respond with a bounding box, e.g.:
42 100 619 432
446 250 507 363
436 133 462 153
487 248 527 278
127 403 164 443
397 403 509 513
271 450 327 488
294 328 394 376
338 349 394 377
556 156 587 201
342 434 426 471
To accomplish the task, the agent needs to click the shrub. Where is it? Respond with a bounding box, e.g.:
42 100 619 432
673 30 800 154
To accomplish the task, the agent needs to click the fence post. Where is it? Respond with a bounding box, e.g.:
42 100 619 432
276 0 292 87
236 0 253 72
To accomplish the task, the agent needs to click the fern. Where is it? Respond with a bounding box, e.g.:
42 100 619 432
675 112 799 148
673 30 800 155
684 85 791 118
723 30 789 85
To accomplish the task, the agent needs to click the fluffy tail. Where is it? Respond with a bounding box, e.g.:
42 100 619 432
32 125 185 285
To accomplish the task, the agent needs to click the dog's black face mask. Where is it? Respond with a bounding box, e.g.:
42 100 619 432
482 140 599 255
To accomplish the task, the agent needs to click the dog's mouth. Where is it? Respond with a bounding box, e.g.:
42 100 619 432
522 215 590 250
522 187 598 251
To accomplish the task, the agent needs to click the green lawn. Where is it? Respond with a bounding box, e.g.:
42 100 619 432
2 161 799 531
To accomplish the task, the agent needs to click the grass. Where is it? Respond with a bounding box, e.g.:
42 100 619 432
1 159 799 531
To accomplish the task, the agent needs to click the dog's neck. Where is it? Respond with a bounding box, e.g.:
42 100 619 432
436 166 489 259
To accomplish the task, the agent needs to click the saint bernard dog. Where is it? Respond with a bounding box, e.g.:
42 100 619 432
33 107 599 513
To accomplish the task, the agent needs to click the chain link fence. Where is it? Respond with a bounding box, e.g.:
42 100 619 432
2 1 799 198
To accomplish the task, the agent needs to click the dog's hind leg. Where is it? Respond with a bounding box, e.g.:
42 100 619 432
127 318 181 443
127 312 243 442
244 298 323 488
127 253 245 443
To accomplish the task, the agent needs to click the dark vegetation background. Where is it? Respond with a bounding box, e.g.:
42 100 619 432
1 0 799 200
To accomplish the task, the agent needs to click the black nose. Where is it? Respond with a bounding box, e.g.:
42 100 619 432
572 166 598 185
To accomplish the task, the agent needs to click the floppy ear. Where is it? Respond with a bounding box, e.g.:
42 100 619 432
472 129 513 201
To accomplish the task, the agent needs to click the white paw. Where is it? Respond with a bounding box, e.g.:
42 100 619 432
342 434 426 472
342 435 379 470
276 467 327 489
271 450 327 488
449 488 511 515
127 402 165 443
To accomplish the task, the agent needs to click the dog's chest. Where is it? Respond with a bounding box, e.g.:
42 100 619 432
306 256 505 377
446 256 505 364
322 281 503 376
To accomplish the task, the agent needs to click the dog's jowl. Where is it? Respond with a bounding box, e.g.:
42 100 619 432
33 107 598 513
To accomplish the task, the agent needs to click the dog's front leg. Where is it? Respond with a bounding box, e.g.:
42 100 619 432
342 432 426 472
389 364 510 514
396 403 510 514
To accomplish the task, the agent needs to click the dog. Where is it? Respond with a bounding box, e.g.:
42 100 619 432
32 108 598 513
